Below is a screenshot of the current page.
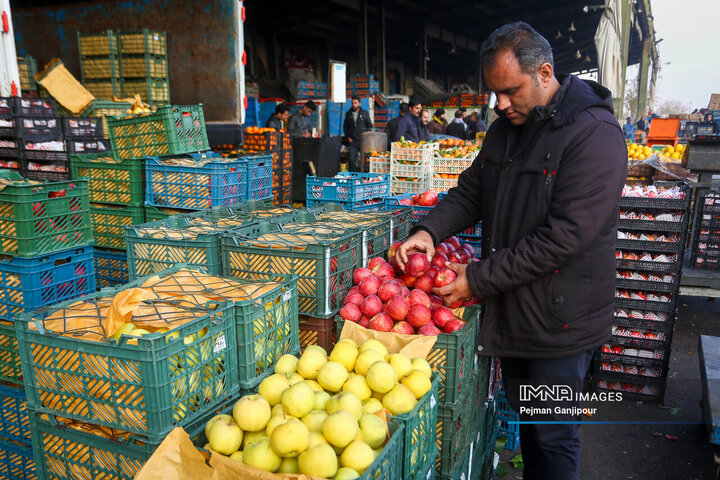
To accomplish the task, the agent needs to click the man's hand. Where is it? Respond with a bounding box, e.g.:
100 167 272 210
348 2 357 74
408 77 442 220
434 263 473 306
348 138 353 143
395 230 435 272
303 132 311 138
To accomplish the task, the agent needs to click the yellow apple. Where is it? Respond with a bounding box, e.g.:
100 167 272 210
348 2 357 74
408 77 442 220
322 411 359 448
204 413 232 439
297 348 328 380
382 384 417 415
265 414 292 437
205 414 243 455
281 381 315 418
387 353 413 380
411 358 432 378
308 431 330 448
233 395 271 432
270 419 309 457
243 436 281 472
342 375 372 401
242 431 266 449
354 350 385 376
335 467 361 479
330 340 359 372
301 410 328 432
358 339 388 357
315 390 331 410
366 362 398 394
359 413 386 449
259 373 291 406
362 398 384 414
317 361 349 392
305 345 328 355
401 369 432 399
340 440 375 474
110 322 135 340
304 379 324 392
298 443 338 477
271 404 285 417
278 456 299 473
229 451 243 462
275 354 299 375
326 391 363 420
287 373 304 385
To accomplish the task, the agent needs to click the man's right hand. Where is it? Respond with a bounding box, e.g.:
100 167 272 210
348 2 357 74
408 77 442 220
395 230 435 272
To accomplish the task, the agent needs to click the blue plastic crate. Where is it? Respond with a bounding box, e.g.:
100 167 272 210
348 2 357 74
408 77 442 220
245 97 260 128
496 385 520 451
145 152 247 209
0 246 96 321
307 172 390 203
0 439 35 480
94 248 129 288
306 197 387 212
242 153 273 201
385 192 448 222
0 383 30 446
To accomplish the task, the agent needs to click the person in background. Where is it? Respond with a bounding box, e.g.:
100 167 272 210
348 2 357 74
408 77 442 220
428 108 448 134
446 110 469 139
466 111 478 139
266 103 290 130
288 100 317 138
623 117 635 142
475 110 489 133
420 109 431 141
394 100 423 142
386 102 408 148
343 95 374 171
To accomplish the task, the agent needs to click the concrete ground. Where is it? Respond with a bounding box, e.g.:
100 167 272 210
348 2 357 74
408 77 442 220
495 295 720 480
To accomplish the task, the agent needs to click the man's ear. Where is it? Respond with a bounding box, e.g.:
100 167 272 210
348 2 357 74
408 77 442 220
537 63 554 87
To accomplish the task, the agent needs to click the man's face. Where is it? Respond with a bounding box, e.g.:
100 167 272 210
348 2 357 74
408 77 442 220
352 99 361 110
412 104 422 116
440 113 446 121
280 111 290 122
484 50 547 125
302 106 311 116
421 111 429 125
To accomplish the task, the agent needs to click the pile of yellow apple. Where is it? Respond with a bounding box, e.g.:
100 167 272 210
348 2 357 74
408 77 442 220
203 338 433 479
659 144 686 163
628 143 653 161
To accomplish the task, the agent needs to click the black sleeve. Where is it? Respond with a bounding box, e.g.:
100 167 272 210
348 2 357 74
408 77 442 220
364 111 374 131
465 122 627 298
343 112 351 138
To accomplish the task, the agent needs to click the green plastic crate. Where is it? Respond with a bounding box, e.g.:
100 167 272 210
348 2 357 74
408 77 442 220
222 222 362 318
0 322 22 385
15 288 239 439
83 79 122 101
90 203 145 249
77 30 118 56
108 104 207 160
138 266 300 388
80 54 121 81
436 443 472 480
437 388 475 477
70 153 144 206
388 205 413 242
313 209 392 266
118 29 167 55
389 375 440 480
83 99 131 118
143 205 197 222
120 54 168 78
0 171 93 257
17 56 38 92
121 78 170 105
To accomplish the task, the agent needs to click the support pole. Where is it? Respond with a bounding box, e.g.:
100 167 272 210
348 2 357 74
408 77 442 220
636 38 651 122
381 1 387 94
614 0 633 118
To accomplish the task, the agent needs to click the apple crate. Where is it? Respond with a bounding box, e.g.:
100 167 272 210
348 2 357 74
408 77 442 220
222 223 362 318
0 172 92 258
62 116 104 139
0 245 96 322
94 248 129 288
90 203 145 249
389 375 440 480
436 443 472 480
436 377 476 476
386 205 413 243
298 315 337 352
385 193 447 222
242 153 273 201
15 290 239 438
306 172 391 203
0 438 35 480
145 153 246 209
108 104 208 160
0 323 22 385
70 153 145 206
143 205 197 221
0 382 31 446
313 209 393 264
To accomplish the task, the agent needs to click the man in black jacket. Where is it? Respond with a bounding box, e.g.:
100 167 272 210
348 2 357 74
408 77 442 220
265 103 290 130
343 95 373 171
396 22 626 480
446 111 469 139
385 102 408 149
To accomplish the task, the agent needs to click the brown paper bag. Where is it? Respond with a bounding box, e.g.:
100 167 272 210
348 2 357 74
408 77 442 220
36 59 95 114
135 428 213 480
339 320 437 360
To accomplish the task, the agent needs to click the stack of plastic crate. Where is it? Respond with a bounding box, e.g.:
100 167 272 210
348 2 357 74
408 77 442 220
245 130 291 205
78 30 122 100
118 29 170 106
17 56 38 94
305 172 390 212
389 141 437 194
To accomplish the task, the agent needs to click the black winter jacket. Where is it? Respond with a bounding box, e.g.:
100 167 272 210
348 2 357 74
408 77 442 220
343 108 373 142
414 75 627 358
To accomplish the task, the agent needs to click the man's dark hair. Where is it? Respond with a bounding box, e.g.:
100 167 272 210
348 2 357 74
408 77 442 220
351 94 360 102
304 100 317 111
458 107 467 113
275 103 290 115
480 22 553 84
435 108 445 116
399 103 409 114
408 100 419 109
454 111 464 118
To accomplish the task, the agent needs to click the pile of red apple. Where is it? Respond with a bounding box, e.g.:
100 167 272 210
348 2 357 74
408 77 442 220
339 236 481 336
395 189 440 207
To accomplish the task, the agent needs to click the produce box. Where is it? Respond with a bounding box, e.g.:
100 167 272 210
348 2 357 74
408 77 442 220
389 375 440 480
120 54 168 78
61 116 104 138
143 205 197 222
311 208 393 264
118 29 166 55
436 379 476 476
306 172 390 203
495 385 520 450
244 130 282 152
298 315 337 352
17 56 38 92
12 97 56 117
16 285 239 438
385 192 447 222
436 443 471 480
0 438 35 480
122 78 170 105
14 117 62 141
70 153 144 206
432 175 459 192
94 247 129 288
0 245 96 322
66 138 111 155
90 203 145 249
368 153 390 174
145 153 246 209
83 79 121 101
77 30 118 56
0 382 31 446
306 197 387 212
0 322 22 385
222 222 362 318
80 56 120 80
0 172 93 257
108 104 208 160
243 153 273 202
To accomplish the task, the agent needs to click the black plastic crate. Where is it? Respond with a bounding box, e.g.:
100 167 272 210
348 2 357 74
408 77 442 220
613 315 675 332
594 381 666 403
0 98 12 116
66 138 111 155
617 218 688 233
615 277 678 293
12 97 56 117
610 331 673 350
21 163 71 182
616 238 684 253
615 297 676 313
62 117 104 138
598 351 668 369
22 140 68 162
619 196 690 210
0 117 15 137
615 258 680 274
16 117 62 141
0 139 21 159
594 360 668 386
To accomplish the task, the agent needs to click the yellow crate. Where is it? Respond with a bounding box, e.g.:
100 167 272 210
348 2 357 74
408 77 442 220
81 57 120 79
119 30 166 55
121 56 168 78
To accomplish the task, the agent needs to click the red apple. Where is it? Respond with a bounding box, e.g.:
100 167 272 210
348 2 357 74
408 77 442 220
378 275 396 285
446 236 461 250
359 276 381 296
369 313 394 332
432 307 455 329
400 286 410 298
601 345 612 353
435 243 451 255
378 281 402 303
402 274 418 288
461 243 475 257
386 295 410 321
408 289 431 308
354 268 373 285
391 321 416 335
429 295 443 311
360 295 383 317
463 297 481 306
445 298 464 309
411 194 420 204
407 304 432 328
417 190 440 207
415 274 436 293
431 252 449 269
456 250 470 264
434 267 457 287
399 198 413 206
367 257 386 271
388 241 403 259
340 303 362 323
447 252 463 264
358 316 371 328
418 324 441 336
374 263 396 279
406 252 430 277
444 319 466 333
388 256 403 276
426 266 439 278
344 291 365 306
347 286 360 296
